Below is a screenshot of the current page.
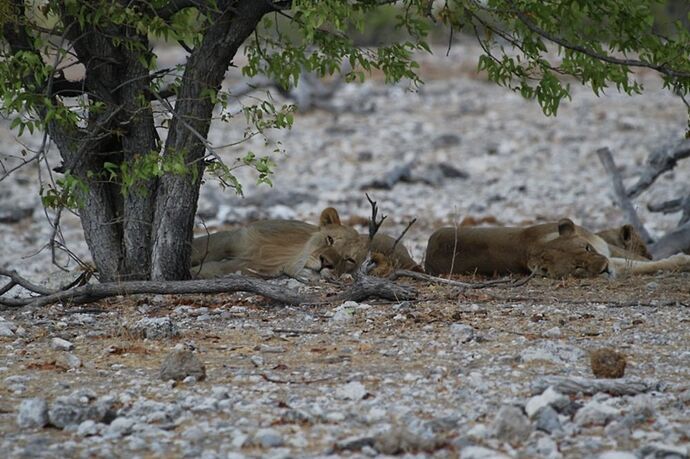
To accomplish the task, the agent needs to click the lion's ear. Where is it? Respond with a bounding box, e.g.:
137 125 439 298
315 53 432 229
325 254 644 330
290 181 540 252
621 224 634 242
557 218 575 236
320 207 341 226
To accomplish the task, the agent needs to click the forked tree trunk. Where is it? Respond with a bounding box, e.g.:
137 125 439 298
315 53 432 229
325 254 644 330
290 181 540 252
48 1 275 282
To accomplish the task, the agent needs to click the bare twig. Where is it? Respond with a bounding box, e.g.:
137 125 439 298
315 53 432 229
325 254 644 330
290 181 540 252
390 218 417 255
0 268 56 296
596 147 653 243
365 194 386 241
627 139 690 199
391 269 534 289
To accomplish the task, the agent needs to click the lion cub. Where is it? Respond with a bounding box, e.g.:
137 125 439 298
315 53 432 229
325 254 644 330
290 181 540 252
191 208 360 279
595 224 652 260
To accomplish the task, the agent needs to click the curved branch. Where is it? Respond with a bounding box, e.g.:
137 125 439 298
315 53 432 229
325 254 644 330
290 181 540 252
627 139 690 199
507 0 690 80
1 270 417 309
0 268 56 296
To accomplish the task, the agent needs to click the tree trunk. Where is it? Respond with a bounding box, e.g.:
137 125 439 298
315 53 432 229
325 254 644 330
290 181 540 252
151 1 275 280
6 0 278 282
57 9 160 282
119 37 159 281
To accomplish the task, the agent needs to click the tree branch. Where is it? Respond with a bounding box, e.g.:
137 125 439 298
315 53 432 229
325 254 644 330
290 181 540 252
596 147 653 243
626 139 690 199
507 0 690 80
154 0 205 21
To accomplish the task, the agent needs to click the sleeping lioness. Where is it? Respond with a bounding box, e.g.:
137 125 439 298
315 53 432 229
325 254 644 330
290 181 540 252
425 218 690 278
191 208 360 279
191 207 419 279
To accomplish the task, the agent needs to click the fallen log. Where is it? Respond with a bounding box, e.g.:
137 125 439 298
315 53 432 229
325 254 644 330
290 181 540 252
531 375 663 396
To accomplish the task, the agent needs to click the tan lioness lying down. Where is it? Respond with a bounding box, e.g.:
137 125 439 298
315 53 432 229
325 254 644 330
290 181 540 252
191 208 419 279
425 219 690 278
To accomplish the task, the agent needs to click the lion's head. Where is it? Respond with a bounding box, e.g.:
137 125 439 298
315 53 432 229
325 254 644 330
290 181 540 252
527 219 610 278
597 224 652 260
306 208 364 275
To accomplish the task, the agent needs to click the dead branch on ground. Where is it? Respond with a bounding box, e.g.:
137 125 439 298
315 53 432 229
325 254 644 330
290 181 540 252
361 160 415 190
1 264 415 309
531 375 663 396
597 147 653 243
391 270 534 289
598 141 690 257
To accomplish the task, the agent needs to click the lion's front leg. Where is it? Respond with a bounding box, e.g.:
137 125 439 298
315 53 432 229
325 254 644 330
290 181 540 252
608 253 690 276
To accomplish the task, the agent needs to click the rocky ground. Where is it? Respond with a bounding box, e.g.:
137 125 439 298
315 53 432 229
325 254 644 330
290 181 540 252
1 39 690 458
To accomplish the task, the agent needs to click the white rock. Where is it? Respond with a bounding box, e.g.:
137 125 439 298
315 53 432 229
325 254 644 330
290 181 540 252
466 423 488 439
56 353 82 369
460 446 511 459
16 398 49 428
335 381 367 400
450 323 475 343
331 302 358 322
525 386 569 418
231 430 249 449
51 337 74 351
491 405 532 444
574 400 620 426
598 452 637 459
76 419 99 437
536 435 559 457
520 341 584 364
543 326 561 338
106 417 135 438
253 427 284 448
0 321 15 337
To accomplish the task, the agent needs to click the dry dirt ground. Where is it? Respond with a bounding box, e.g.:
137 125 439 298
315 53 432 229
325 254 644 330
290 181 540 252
1 272 689 458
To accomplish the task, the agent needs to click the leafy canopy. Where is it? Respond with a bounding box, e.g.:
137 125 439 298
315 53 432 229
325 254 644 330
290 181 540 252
1 0 689 204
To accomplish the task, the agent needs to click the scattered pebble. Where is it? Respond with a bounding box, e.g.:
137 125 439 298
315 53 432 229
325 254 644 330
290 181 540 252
159 349 206 382
16 398 49 428
131 317 180 339
491 405 532 444
50 338 74 351
336 381 367 400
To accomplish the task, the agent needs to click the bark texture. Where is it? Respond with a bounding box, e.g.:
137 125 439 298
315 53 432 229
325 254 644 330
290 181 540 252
151 1 276 280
